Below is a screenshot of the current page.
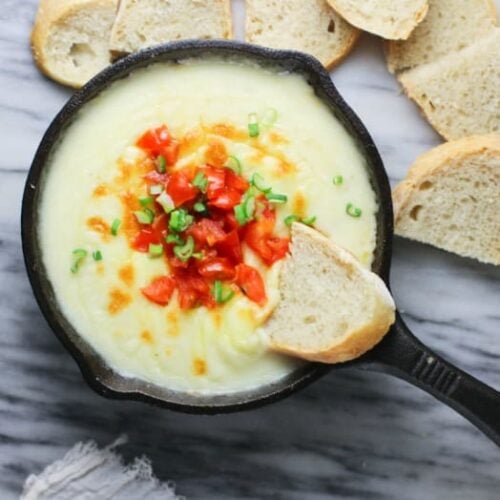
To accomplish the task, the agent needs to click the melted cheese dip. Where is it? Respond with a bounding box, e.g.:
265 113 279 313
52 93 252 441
39 59 378 394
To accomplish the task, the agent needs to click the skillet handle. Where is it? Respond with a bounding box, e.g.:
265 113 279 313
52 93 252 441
362 313 500 447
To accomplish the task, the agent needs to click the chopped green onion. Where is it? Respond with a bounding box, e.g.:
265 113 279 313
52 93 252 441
166 234 184 245
192 252 204 260
333 175 344 186
266 192 288 204
134 208 155 225
139 196 153 207
149 184 164 195
248 113 259 138
92 250 103 262
226 155 242 174
251 173 272 193
169 209 193 232
157 191 175 213
212 280 235 304
234 190 256 226
284 215 300 227
234 204 247 226
148 243 164 257
173 236 195 262
261 108 278 129
111 218 121 236
71 249 87 274
302 215 317 226
156 155 166 173
193 201 207 213
244 195 256 219
193 171 208 192
346 203 362 218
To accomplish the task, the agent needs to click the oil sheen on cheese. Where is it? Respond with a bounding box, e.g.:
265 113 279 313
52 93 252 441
39 59 378 394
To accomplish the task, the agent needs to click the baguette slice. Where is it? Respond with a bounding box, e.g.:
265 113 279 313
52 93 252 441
399 30 500 140
245 0 360 70
109 0 232 55
393 135 500 265
386 0 497 73
264 223 395 364
31 0 118 88
326 0 428 40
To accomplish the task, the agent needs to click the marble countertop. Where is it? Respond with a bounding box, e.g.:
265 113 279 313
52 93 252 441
1 1 499 498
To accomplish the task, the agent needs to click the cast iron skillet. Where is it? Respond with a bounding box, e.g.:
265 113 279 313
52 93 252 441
22 40 500 446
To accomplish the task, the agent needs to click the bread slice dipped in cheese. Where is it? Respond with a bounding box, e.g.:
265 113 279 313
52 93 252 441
245 0 360 70
393 135 500 266
386 0 497 73
109 0 233 55
31 0 118 88
263 223 395 364
325 0 429 40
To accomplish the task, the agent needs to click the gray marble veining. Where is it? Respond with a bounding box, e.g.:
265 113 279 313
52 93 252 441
1 1 500 499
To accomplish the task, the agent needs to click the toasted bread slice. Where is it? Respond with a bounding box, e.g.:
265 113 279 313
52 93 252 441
399 30 500 140
393 135 500 265
386 0 497 73
109 0 232 55
245 0 360 70
263 223 395 364
326 0 428 40
31 0 118 88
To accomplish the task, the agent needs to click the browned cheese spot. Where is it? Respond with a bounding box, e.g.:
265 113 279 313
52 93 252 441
193 358 207 376
140 330 154 344
118 263 135 287
166 310 180 337
108 288 132 315
87 216 111 241
205 138 228 167
292 191 308 218
92 184 109 197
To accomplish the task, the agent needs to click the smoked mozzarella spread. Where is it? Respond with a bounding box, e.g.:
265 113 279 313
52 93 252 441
39 59 378 394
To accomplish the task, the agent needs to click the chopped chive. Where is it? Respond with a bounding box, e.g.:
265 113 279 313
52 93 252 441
346 203 362 218
193 201 207 213
156 155 166 173
234 190 257 226
166 234 184 245
157 191 175 214
266 192 288 204
302 215 317 226
234 204 247 226
111 218 121 236
134 208 155 225
261 108 278 129
284 215 300 227
226 155 242 174
212 280 235 304
173 235 195 262
333 175 344 186
92 250 103 262
149 184 164 195
148 243 164 257
71 249 88 274
169 209 193 232
248 113 259 138
192 252 204 259
193 171 208 192
139 196 153 207
251 173 272 193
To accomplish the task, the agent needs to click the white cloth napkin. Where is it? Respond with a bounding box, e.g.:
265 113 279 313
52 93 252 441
21 437 182 500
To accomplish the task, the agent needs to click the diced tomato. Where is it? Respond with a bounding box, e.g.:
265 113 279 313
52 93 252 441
215 229 243 264
235 264 266 306
225 169 249 193
166 171 198 207
176 272 214 309
208 188 242 210
163 140 179 166
266 236 290 262
144 171 168 185
132 228 160 252
141 276 176 306
197 257 236 280
137 125 170 153
187 218 226 247
202 166 226 199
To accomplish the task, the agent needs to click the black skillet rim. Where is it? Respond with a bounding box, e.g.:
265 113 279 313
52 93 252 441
21 40 393 414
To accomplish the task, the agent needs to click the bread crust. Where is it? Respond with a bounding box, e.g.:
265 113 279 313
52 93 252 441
31 0 117 88
266 223 395 364
326 0 429 40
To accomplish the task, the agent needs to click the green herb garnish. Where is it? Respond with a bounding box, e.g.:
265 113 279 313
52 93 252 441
284 215 300 227
166 234 184 245
139 196 153 207
193 201 207 213
226 155 242 174
148 243 164 257
92 250 103 262
71 249 88 274
302 215 317 226
248 113 259 138
193 171 208 192
346 203 362 218
251 173 272 193
157 191 175 214
156 155 166 173
169 209 193 232
111 218 121 236
333 175 344 186
265 193 288 204
212 280 235 304
134 208 155 225
149 184 164 195
173 235 195 262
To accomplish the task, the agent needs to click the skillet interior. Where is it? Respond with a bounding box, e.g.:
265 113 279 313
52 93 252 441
22 40 393 413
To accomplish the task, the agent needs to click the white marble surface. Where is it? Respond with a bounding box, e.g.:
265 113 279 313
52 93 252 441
1 1 500 498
